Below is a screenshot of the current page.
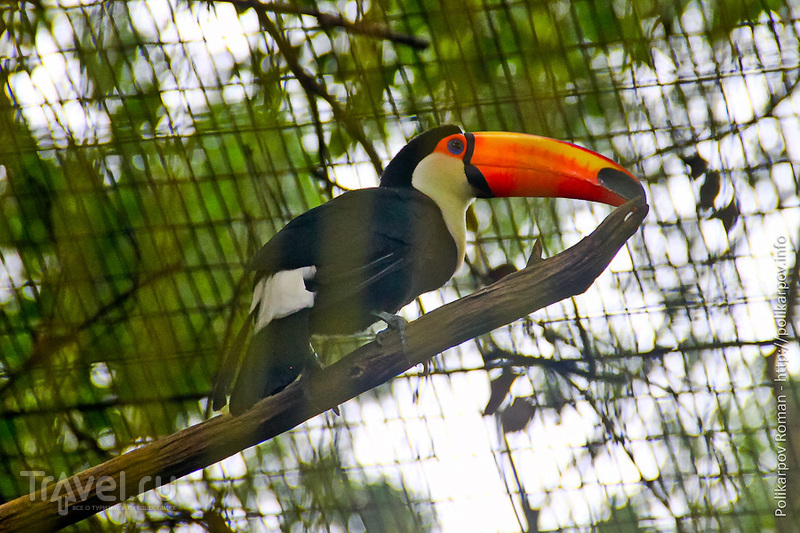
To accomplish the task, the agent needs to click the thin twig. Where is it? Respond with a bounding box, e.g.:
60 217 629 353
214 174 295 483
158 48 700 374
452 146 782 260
216 0 428 50
258 13 385 176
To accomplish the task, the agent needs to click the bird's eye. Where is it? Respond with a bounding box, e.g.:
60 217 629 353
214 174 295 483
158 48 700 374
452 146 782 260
447 138 465 155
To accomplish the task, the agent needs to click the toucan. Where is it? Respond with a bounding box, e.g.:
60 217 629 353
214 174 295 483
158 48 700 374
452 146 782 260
212 125 644 414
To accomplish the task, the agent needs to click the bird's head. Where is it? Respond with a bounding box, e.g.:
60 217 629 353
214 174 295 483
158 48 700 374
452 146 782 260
380 125 644 208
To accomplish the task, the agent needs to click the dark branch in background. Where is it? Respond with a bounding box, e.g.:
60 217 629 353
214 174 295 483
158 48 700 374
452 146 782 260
568 377 675 518
222 0 428 177
0 198 648 532
498 431 539 533
258 14 385 176
218 0 429 51
482 348 627 384
640 68 800 167
307 95 336 197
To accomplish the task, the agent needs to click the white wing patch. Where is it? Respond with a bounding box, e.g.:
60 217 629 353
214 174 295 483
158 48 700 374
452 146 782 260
252 266 317 330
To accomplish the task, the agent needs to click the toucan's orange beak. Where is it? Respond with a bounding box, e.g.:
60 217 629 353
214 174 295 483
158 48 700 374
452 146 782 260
463 132 644 206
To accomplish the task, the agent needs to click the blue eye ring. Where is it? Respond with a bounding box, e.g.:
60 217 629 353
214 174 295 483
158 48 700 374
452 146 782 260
447 138 465 155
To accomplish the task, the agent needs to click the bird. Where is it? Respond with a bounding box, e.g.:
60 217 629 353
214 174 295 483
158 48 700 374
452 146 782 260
212 125 644 414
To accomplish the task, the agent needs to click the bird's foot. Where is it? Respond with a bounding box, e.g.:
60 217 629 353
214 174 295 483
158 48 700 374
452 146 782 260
374 311 409 352
301 355 340 416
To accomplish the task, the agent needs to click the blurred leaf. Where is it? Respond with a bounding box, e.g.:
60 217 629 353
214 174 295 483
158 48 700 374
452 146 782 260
596 500 642 533
484 367 517 416
699 170 721 209
711 198 740 233
501 397 537 434
485 263 518 284
682 154 709 179
709 0 785 37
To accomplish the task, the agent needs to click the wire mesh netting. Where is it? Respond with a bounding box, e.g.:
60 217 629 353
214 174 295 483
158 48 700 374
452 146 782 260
1 0 798 531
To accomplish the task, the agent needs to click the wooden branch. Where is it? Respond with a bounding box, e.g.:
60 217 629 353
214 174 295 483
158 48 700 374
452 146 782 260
217 0 429 50
0 197 648 532
258 14 386 176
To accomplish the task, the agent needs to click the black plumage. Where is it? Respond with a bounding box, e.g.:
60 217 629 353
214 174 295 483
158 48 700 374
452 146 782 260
215 128 462 414
248 188 457 335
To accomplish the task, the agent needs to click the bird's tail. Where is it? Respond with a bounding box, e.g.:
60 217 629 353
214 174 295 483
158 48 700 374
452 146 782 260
211 312 254 411
227 309 313 415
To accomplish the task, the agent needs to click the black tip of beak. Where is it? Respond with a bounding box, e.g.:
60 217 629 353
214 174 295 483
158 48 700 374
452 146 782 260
598 167 646 202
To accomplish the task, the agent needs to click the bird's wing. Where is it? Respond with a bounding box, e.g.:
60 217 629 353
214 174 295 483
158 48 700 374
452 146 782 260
247 187 450 317
249 188 423 279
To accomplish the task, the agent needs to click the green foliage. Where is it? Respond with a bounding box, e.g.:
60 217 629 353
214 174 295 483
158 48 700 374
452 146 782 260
274 453 434 532
597 499 642 533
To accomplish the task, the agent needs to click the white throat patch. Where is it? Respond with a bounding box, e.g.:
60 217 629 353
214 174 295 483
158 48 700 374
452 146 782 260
411 152 475 265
